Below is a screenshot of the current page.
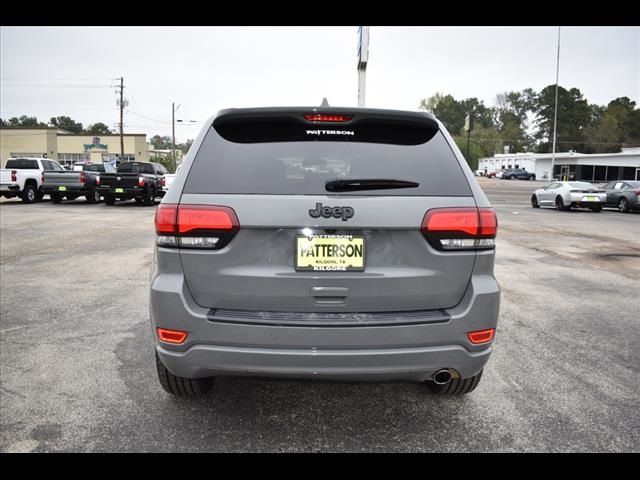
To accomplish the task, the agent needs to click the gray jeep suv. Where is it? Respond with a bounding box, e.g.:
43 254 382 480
150 106 500 396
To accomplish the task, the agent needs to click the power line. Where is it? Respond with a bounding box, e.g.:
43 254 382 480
126 109 171 124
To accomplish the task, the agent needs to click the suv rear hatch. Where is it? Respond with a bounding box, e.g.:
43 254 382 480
165 108 488 314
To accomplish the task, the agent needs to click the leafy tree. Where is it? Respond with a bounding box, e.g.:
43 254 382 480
419 93 467 134
582 97 640 153
531 85 591 153
85 122 112 135
149 135 173 150
153 155 176 173
50 116 83 133
178 139 194 154
1 115 47 127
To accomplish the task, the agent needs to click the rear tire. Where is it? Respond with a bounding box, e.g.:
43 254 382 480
21 184 37 204
510 175 516 180
529 175 536 180
156 352 213 396
143 187 156 206
531 194 540 208
86 189 100 204
556 196 569 211
104 194 116 206
618 197 629 213
426 369 483 395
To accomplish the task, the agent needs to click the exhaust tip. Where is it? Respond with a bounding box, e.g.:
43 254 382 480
433 369 452 385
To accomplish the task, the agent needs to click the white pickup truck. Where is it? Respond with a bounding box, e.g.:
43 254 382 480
161 163 181 195
0 157 65 203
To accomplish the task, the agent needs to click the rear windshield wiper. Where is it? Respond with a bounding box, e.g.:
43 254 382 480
325 178 420 192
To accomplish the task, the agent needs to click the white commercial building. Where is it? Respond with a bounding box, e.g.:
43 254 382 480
478 148 640 182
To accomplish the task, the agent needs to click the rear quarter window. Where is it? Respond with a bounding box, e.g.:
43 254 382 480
184 127 472 196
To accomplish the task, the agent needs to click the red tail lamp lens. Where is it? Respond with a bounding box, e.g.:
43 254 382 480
422 208 480 237
478 208 497 237
155 203 178 234
157 328 188 344
304 114 353 123
11 170 17 182
467 328 495 345
177 205 238 234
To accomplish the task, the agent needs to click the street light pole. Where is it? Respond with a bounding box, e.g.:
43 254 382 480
550 26 561 180
357 26 370 107
171 102 176 172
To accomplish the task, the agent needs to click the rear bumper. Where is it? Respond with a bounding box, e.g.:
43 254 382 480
157 343 492 382
150 252 500 382
41 185 90 195
97 186 164 198
0 184 20 192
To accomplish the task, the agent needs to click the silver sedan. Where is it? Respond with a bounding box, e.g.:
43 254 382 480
531 181 607 212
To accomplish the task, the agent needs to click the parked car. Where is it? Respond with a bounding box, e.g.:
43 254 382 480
486 170 499 178
0 157 64 203
531 181 606 211
602 180 640 213
97 161 167 206
494 170 505 179
474 169 484 176
42 163 113 204
151 105 500 397
501 168 536 180
161 164 181 195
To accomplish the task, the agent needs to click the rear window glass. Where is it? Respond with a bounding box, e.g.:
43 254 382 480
117 163 153 174
568 182 596 189
184 127 472 196
6 159 39 169
83 164 105 172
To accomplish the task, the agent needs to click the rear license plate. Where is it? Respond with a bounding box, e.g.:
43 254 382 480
115 188 124 193
583 196 598 202
295 234 365 272
58 186 66 191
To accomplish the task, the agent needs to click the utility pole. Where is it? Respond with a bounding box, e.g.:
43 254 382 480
550 26 561 180
119 76 124 163
357 26 370 107
172 102 176 172
465 113 474 167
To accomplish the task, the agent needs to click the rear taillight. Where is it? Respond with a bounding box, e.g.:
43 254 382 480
155 204 239 249
79 171 86 184
11 170 17 182
634 190 640 196
95 175 100 186
41 173 44 183
468 328 495 345
161 176 166 187
303 114 353 122
157 328 188 345
138 176 145 187
421 207 497 251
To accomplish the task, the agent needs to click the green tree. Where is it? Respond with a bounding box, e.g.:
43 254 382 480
1 115 47 127
178 139 194 154
419 93 466 135
532 85 591 153
583 97 640 153
153 155 175 173
85 122 111 135
149 135 172 150
50 116 83 133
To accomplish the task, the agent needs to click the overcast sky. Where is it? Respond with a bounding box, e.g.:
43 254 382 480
1 26 638 142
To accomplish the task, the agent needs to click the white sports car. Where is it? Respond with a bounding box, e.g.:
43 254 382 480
531 181 607 212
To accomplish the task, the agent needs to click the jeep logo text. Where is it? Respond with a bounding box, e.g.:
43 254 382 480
309 203 354 221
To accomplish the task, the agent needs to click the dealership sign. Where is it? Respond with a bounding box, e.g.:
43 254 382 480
84 136 108 151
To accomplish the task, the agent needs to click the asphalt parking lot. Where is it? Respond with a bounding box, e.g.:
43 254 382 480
1 179 639 452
